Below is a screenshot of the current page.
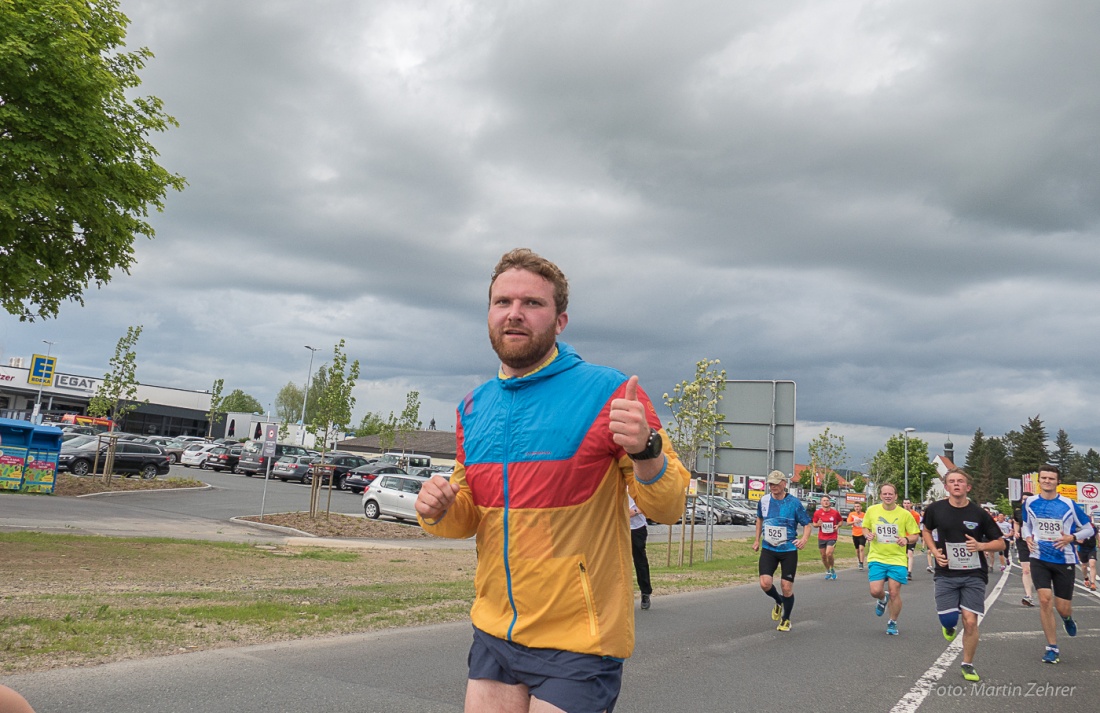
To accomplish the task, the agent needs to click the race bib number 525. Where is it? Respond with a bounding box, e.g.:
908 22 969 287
764 525 788 546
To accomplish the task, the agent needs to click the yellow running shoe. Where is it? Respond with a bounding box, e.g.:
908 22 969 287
777 619 792 632
772 603 783 621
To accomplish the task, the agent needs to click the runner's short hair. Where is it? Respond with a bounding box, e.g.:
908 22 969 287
943 468 971 485
1038 464 1060 478
490 248 569 315
879 482 897 495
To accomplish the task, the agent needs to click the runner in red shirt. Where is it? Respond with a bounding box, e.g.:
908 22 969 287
812 495 843 579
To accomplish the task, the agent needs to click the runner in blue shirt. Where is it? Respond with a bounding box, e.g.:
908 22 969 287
753 470 812 632
1022 465 1096 664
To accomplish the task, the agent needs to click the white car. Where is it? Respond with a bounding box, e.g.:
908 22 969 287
180 442 220 468
362 474 427 521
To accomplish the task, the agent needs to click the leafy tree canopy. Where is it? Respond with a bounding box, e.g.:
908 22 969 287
221 389 263 414
0 0 185 320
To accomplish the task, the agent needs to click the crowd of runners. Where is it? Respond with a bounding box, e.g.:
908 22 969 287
753 464 1096 683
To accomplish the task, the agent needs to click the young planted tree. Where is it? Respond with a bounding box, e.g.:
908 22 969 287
800 427 848 496
663 358 729 473
306 340 360 518
205 379 224 438
0 0 186 320
88 325 146 427
394 391 422 453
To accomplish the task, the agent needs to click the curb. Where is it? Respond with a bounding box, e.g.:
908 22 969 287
75 482 214 498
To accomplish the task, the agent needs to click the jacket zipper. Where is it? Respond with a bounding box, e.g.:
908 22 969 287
578 562 597 637
503 390 518 640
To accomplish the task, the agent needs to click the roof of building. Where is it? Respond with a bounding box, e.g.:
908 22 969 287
932 454 957 476
337 429 457 460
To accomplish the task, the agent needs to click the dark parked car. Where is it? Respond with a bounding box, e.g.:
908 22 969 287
236 441 310 477
204 445 243 472
307 453 372 490
343 463 409 494
58 441 171 479
140 436 187 464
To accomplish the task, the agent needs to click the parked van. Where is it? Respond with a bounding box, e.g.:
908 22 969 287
237 440 310 476
383 452 431 470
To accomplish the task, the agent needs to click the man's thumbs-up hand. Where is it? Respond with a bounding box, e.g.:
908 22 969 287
610 375 651 454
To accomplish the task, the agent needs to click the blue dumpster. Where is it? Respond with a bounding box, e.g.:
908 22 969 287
0 417 35 491
23 424 64 494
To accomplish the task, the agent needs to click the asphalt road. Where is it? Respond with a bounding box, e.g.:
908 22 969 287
2 473 1099 712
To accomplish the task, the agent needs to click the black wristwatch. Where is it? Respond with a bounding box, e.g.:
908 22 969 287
628 428 663 461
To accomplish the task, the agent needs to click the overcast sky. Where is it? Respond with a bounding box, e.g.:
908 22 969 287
4 0 1100 467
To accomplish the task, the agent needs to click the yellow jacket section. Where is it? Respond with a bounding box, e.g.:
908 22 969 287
418 432 688 659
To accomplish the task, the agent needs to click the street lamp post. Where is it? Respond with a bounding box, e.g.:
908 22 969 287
300 346 320 445
32 340 55 424
903 427 915 500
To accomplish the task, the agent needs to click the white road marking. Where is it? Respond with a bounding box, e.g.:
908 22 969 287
888 566 1011 713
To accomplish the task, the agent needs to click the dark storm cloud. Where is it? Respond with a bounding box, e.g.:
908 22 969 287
4 0 1100 464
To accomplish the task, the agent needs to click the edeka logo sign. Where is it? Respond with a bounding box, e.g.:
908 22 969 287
54 374 100 393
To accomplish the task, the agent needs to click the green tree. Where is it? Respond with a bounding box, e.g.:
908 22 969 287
803 427 848 495
305 367 329 423
377 413 397 453
1010 416 1048 477
306 340 360 518
976 437 1011 503
1083 449 1100 481
963 428 986 472
87 325 146 425
221 389 263 414
354 411 388 436
205 378 224 438
274 381 303 424
0 0 186 321
393 391 422 452
1052 429 1074 482
1066 452 1087 484
869 433 936 502
663 358 729 473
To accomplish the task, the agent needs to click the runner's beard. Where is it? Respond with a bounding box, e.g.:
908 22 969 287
489 322 557 372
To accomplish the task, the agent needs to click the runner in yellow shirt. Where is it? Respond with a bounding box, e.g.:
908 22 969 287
864 483 920 636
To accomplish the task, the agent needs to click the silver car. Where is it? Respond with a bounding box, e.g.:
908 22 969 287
361 474 426 521
273 455 317 483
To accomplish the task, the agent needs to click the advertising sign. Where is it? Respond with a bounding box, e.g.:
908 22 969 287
1078 482 1100 526
28 354 57 387
747 477 766 501
1057 484 1077 501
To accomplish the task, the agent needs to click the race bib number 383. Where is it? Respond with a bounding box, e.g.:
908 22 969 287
945 542 979 570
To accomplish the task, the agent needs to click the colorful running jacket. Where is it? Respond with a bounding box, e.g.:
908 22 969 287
418 343 688 659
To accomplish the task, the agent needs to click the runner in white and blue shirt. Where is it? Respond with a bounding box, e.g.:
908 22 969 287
753 471 812 632
1021 465 1096 664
